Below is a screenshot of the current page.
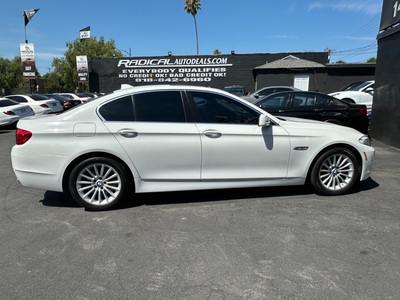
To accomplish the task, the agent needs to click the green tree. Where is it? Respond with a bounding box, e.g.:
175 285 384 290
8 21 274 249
184 0 201 55
367 57 376 63
0 56 24 94
51 36 121 92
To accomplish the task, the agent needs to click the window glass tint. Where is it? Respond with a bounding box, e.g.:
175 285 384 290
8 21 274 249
328 96 348 108
30 94 50 101
99 96 134 121
258 94 290 110
258 87 293 97
0 99 18 107
292 93 315 107
347 81 373 91
7 96 26 103
314 94 331 106
192 91 258 124
134 91 186 122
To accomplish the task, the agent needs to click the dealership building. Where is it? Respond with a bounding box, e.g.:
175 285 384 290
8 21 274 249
88 51 375 95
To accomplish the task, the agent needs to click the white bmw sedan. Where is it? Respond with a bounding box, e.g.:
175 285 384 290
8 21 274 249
11 85 375 210
0 97 35 126
5 94 63 115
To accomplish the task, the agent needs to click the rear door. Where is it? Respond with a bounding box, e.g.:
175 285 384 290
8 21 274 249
100 91 202 181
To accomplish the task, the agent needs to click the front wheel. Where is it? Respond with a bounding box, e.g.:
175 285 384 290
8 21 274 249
68 157 128 210
310 148 359 195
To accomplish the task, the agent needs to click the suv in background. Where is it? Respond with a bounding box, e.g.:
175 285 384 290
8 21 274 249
328 80 374 117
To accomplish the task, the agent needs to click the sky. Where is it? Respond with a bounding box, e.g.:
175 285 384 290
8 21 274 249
1 0 383 75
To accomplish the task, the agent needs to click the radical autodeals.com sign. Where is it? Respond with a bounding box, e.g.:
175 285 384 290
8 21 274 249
116 57 232 84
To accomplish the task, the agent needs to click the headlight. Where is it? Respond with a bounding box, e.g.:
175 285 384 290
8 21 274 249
359 135 371 146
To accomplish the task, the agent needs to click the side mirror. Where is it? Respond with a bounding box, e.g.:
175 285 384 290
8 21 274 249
258 114 271 127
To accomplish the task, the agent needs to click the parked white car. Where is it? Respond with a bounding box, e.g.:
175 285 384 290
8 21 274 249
4 94 63 115
58 93 92 103
328 80 374 116
0 98 35 126
11 85 374 211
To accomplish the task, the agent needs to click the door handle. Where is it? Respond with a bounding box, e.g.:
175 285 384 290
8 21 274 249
203 130 222 139
118 129 138 138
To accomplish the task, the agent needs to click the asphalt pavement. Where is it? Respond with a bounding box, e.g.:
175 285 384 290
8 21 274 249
1 127 399 300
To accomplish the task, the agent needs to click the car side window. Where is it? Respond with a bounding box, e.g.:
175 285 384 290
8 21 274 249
134 91 186 122
99 96 135 121
0 99 18 107
315 94 330 106
258 94 290 110
8 96 27 103
258 87 289 97
291 94 311 107
191 91 259 124
328 96 348 108
99 91 186 122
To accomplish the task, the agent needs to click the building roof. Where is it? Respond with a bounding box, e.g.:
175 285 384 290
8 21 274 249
255 55 326 69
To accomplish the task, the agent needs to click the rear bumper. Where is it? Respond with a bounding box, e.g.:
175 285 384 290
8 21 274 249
11 146 65 192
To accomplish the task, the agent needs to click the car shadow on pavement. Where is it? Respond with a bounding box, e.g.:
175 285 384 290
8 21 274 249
42 177 379 210
128 177 379 208
42 191 81 208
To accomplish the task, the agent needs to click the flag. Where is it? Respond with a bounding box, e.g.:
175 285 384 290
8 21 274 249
24 9 39 26
80 26 91 41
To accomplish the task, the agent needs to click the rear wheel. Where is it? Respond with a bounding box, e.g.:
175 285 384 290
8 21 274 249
68 157 128 210
310 148 359 195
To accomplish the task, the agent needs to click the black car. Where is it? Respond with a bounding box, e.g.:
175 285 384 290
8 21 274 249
241 86 301 103
43 94 82 110
253 91 369 134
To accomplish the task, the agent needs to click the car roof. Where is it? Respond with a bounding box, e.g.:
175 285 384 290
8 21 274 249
113 84 236 95
80 84 279 122
255 90 364 105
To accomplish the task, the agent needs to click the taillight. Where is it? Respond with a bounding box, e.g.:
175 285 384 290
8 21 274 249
3 110 16 115
359 107 367 116
40 104 49 108
16 128 32 145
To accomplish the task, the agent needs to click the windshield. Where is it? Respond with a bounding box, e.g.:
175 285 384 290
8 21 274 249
342 81 373 91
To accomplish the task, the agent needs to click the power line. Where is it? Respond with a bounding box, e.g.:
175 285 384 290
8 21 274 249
328 14 380 62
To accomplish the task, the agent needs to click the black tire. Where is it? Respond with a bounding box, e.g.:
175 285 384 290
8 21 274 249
310 148 359 195
68 157 128 210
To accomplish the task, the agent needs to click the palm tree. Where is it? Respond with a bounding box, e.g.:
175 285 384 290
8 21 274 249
184 0 201 55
